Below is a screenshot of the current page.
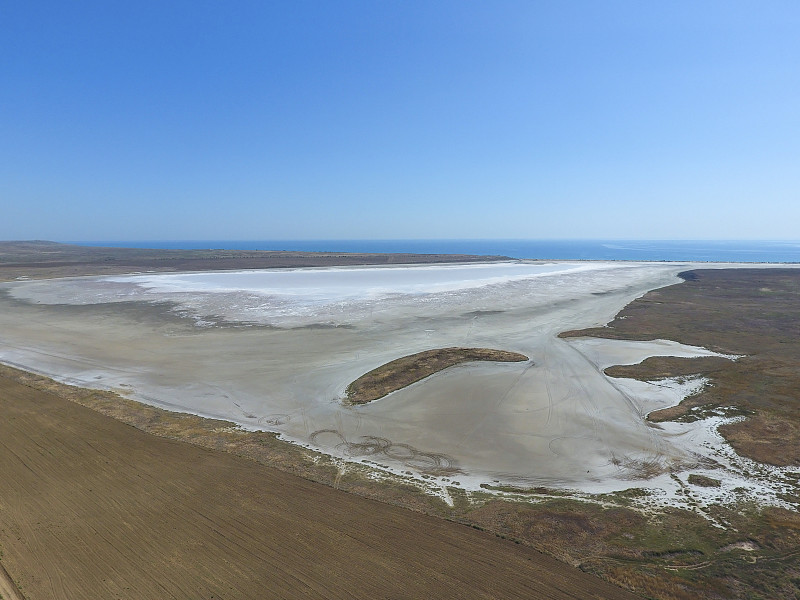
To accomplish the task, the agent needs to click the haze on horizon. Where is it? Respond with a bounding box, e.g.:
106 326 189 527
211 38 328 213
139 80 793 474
2 2 799 242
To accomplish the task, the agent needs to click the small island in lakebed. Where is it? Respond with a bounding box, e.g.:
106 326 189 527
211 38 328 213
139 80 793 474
345 347 529 405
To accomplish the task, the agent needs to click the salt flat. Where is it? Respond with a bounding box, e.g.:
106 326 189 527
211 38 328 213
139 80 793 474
0 260 740 489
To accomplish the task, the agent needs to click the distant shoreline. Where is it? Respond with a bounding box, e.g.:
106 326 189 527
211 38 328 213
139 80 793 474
0 240 510 282
3 240 800 284
57 238 800 263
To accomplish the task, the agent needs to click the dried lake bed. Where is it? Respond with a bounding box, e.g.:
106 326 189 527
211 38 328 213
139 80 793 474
0 260 775 495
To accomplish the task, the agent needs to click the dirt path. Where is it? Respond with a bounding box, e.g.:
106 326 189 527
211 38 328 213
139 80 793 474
0 374 638 600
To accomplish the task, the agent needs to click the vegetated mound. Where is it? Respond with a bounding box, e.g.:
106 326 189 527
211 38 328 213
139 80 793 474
346 347 529 404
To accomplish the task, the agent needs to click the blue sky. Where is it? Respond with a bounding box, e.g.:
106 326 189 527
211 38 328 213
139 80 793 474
2 1 799 241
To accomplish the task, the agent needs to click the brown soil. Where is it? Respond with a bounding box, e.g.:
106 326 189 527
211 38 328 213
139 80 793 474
0 372 637 600
561 268 800 466
346 347 529 404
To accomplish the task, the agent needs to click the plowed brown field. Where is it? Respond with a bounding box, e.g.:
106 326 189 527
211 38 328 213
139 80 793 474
0 374 638 600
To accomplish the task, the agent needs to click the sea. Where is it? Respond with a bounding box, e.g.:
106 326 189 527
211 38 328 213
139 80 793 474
67 240 800 264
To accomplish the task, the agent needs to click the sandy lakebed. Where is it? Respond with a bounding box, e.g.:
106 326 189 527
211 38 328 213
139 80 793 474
1 258 774 496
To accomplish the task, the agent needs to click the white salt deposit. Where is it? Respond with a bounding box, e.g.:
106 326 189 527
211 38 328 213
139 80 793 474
8 261 622 326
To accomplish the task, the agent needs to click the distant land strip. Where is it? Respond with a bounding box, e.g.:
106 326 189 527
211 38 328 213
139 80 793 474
0 241 513 281
346 347 529 404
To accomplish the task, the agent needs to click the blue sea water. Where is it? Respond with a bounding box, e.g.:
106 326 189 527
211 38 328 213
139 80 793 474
66 240 800 263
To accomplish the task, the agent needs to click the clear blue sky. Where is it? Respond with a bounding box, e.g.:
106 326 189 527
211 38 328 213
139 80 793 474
2 1 799 241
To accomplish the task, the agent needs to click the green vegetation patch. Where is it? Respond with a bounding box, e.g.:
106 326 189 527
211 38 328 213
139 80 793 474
345 347 528 404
